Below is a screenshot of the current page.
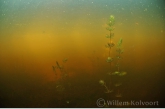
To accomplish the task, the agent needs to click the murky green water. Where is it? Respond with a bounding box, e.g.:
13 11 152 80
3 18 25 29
0 0 165 107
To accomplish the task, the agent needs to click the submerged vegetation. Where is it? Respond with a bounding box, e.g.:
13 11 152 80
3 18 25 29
1 0 164 107
99 15 127 101
49 15 128 107
105 15 115 68
52 59 69 93
51 15 127 107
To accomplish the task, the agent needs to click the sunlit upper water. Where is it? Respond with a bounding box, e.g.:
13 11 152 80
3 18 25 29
0 0 165 108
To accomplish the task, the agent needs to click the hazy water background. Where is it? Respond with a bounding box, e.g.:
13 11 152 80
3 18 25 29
0 0 165 107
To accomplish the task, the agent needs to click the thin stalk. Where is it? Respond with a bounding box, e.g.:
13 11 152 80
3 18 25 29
118 53 120 72
109 30 112 71
103 84 110 93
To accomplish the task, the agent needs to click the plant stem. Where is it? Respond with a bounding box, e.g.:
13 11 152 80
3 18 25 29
109 30 112 71
104 84 110 92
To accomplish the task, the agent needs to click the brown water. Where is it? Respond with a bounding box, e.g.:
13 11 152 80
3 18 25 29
0 0 165 107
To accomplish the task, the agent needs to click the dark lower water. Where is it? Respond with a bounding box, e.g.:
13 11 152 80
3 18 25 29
0 0 165 107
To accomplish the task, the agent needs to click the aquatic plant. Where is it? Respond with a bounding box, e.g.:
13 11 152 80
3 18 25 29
105 15 115 72
98 15 116 94
113 38 127 98
52 59 69 94
116 38 124 72
106 56 113 63
100 15 127 97
52 59 68 79
115 38 127 77
101 15 116 93
118 71 127 76
56 61 63 73
99 80 113 93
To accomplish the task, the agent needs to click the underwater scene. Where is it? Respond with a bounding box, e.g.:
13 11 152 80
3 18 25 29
0 0 165 108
